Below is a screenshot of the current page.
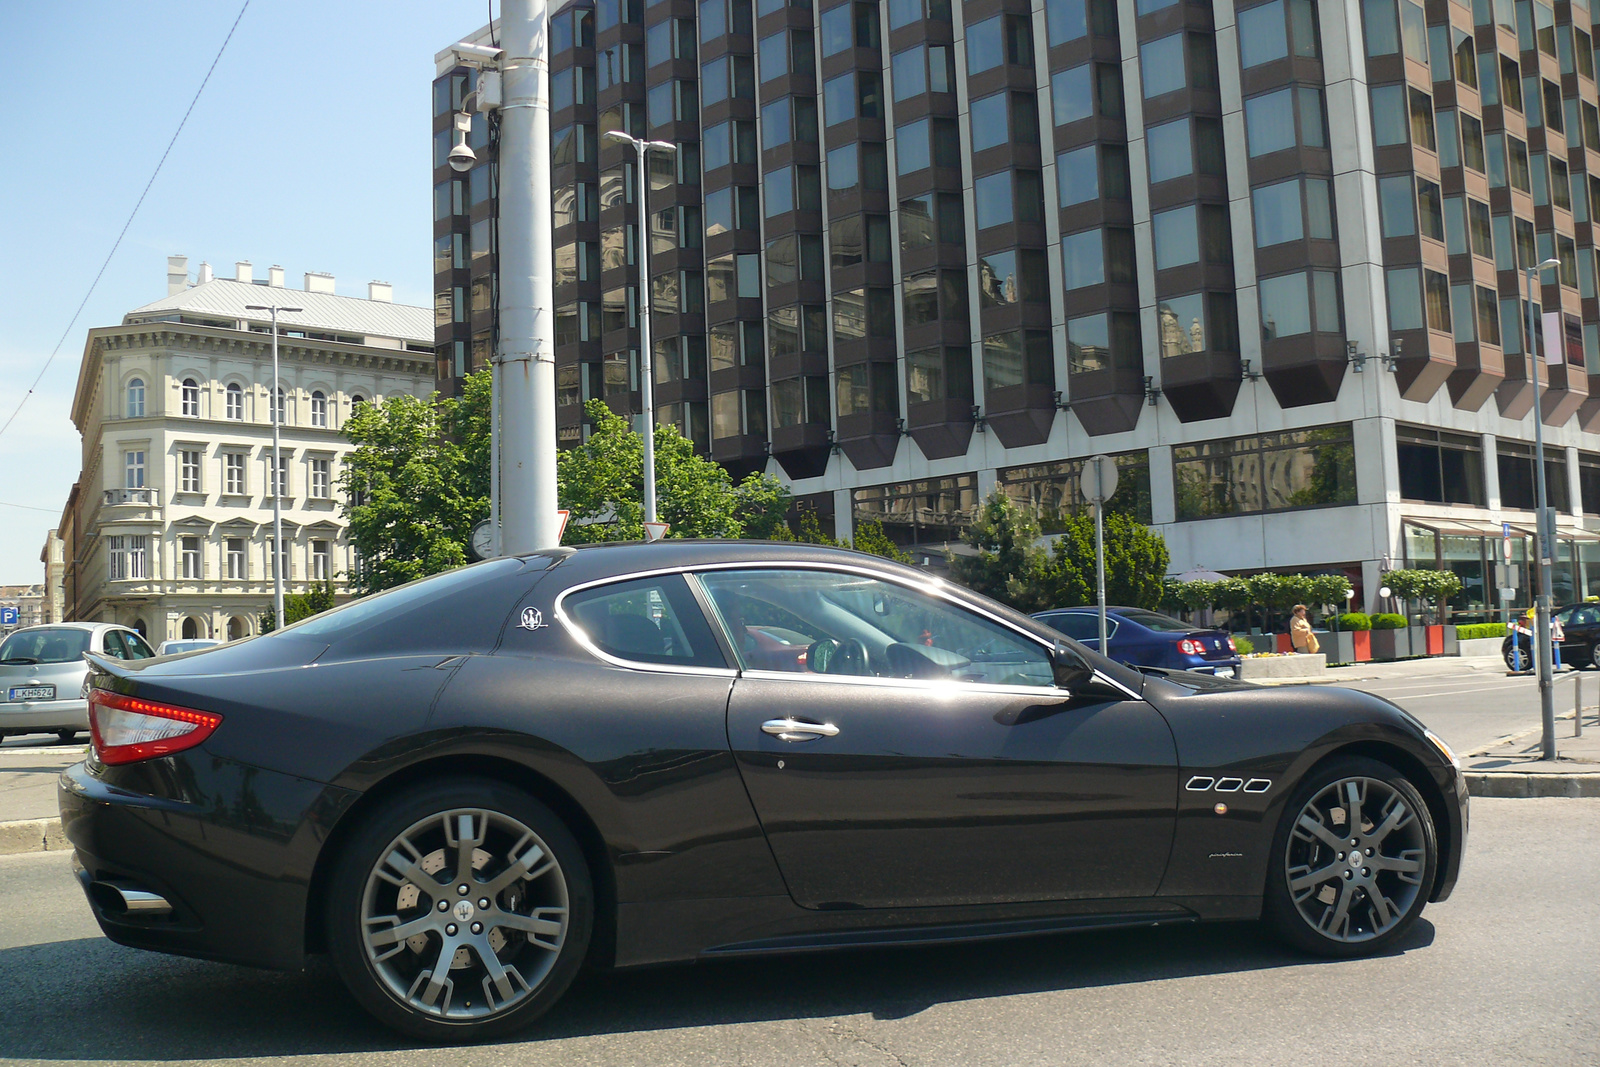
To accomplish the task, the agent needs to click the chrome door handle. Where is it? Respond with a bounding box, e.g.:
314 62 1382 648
761 718 840 742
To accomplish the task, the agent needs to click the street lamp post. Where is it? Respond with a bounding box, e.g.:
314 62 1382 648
605 130 677 528
244 303 303 630
1525 257 1562 761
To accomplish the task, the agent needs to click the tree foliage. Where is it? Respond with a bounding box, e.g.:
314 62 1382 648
258 580 337 634
949 490 1169 613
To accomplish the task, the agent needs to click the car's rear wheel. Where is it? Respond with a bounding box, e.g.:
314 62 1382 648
325 778 592 1040
1263 756 1436 958
1504 639 1529 671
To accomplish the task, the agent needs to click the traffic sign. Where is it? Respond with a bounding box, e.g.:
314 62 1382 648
1079 454 1118 504
643 521 670 542
0 606 17 626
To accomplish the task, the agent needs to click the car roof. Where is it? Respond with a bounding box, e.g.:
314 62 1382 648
4 621 126 634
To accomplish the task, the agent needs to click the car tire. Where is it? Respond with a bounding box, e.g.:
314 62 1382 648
324 777 593 1041
1504 639 1529 672
1263 756 1437 959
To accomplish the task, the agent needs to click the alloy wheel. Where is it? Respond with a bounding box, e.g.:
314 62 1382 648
359 808 569 1022
1283 776 1427 944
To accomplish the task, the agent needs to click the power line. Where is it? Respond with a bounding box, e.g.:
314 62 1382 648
0 0 252 442
0 501 60 514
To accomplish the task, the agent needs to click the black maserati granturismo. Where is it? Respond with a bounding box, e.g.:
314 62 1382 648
61 541 1467 1039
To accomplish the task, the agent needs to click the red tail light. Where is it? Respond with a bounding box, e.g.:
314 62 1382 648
1177 639 1201 655
1227 636 1237 651
88 689 222 765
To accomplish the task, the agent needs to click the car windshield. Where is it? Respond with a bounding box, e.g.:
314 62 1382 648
1117 610 1197 633
0 628 92 664
163 641 216 654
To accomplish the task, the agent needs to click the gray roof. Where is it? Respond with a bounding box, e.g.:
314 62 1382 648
124 278 432 344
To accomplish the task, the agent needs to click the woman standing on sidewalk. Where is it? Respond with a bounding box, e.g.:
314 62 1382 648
1290 604 1320 654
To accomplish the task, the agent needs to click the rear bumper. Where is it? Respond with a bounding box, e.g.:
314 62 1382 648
58 755 358 971
0 698 87 733
1183 659 1241 676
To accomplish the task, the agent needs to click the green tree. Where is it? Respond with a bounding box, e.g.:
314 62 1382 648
851 518 913 563
789 504 844 546
559 399 790 541
258 580 338 634
341 390 482 594
949 491 1050 611
1037 510 1170 612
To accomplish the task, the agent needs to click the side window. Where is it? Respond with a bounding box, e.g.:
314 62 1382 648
562 574 727 668
696 568 1054 687
1041 613 1098 641
101 631 129 659
123 632 155 659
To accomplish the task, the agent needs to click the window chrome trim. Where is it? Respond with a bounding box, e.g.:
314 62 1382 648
552 557 1142 701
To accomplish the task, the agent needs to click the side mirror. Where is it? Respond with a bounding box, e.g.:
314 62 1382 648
871 592 890 615
1051 643 1094 690
807 638 839 674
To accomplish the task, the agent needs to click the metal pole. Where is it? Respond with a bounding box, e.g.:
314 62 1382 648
497 0 560 553
1095 500 1108 655
1575 671 1583 738
635 139 657 525
1527 262 1558 760
270 309 284 628
490 358 501 555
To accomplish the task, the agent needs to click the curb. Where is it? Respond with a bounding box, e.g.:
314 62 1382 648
1463 773 1600 798
0 818 67 857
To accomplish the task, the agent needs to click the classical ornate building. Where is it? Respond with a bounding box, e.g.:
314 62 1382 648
59 258 434 642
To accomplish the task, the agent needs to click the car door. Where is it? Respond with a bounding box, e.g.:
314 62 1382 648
1563 605 1600 663
700 566 1178 911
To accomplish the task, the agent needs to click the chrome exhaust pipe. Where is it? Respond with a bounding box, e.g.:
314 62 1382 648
89 880 173 917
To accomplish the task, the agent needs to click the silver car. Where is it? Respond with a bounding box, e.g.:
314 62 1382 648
0 623 155 742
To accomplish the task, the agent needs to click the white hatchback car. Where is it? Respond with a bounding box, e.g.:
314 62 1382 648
0 623 155 742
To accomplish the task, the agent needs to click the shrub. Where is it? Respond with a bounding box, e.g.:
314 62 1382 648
1336 612 1372 630
1456 622 1507 640
1232 635 1255 655
1371 613 1407 630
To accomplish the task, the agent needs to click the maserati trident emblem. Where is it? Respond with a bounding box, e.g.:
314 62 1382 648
453 899 475 921
519 607 547 631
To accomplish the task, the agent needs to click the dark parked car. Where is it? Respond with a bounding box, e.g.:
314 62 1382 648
1501 602 1600 670
62 541 1468 1040
1033 606 1242 677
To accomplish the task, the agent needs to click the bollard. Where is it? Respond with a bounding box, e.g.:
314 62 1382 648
1578 672 1584 739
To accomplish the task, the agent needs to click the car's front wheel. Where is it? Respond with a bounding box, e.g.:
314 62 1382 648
1263 756 1436 957
325 778 593 1040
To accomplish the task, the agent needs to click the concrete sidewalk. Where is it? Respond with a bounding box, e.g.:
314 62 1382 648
1460 698 1600 798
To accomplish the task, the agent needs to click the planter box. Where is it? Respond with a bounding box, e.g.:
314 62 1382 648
1458 636 1505 658
1239 654 1326 680
1370 628 1411 660
1441 624 1458 656
1409 626 1432 656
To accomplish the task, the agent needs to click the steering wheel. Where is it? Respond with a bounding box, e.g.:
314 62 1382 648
834 638 871 676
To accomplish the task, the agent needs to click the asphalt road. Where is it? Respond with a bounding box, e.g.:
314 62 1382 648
1333 665 1569 755
0 797 1594 1066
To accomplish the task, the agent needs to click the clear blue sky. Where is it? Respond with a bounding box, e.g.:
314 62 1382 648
0 1 488 583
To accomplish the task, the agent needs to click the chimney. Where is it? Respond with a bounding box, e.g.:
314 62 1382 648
268 265 285 287
368 280 393 302
198 261 214 284
304 271 335 295
166 255 188 296
235 260 253 283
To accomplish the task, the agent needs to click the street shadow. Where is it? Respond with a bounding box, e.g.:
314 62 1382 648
0 918 1435 1059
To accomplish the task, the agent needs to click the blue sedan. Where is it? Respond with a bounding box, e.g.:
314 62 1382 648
1032 606 1241 677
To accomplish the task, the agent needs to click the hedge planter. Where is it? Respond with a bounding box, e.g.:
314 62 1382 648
1408 626 1432 656
1370 628 1411 660
1239 654 1326 680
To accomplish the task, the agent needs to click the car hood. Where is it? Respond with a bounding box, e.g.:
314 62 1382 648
1137 666 1256 692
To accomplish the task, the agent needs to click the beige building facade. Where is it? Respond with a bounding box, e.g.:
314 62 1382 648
60 258 434 642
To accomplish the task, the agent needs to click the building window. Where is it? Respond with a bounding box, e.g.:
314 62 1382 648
225 383 243 420
311 540 330 581
1157 292 1239 359
180 449 202 493
107 535 150 580
999 452 1152 529
224 453 246 495
1396 426 1485 506
271 388 287 426
898 192 963 252
906 346 973 404
851 474 979 548
310 390 328 428
126 378 145 418
1259 270 1341 340
1238 0 1319 68
1173 424 1357 520
267 538 289 580
965 13 1031 75
1498 440 1569 511
982 330 1054 392
180 536 201 579
181 378 200 417
124 450 145 488
310 458 331 499
270 454 289 498
1067 311 1141 374
226 537 246 580
1247 85 1325 155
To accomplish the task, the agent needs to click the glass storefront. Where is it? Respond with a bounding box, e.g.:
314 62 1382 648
1402 518 1600 622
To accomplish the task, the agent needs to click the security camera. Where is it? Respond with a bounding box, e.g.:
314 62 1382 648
449 142 476 172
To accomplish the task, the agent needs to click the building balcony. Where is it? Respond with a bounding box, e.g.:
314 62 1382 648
103 488 160 507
